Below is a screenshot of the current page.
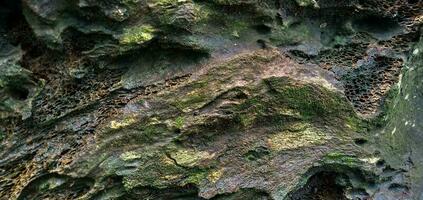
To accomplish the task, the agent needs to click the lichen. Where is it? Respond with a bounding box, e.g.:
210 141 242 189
120 151 142 161
119 25 156 45
109 116 136 129
267 127 331 151
170 149 215 168
207 168 224 183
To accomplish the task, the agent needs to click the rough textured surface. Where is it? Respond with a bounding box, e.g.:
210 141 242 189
0 0 422 199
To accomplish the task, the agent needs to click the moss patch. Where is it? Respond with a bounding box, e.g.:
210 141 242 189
265 77 354 121
173 93 209 111
321 152 361 167
174 116 185 130
120 25 156 45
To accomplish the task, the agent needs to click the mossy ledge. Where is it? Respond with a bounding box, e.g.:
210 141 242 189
0 0 421 199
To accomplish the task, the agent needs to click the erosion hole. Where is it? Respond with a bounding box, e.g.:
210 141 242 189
6 85 30 100
352 16 402 39
287 171 348 200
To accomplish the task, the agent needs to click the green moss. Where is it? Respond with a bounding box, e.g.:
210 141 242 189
345 116 367 133
143 125 164 140
190 80 209 89
265 77 353 120
369 85 399 128
227 20 249 36
181 170 208 185
174 116 185 129
231 77 357 133
173 93 208 111
238 113 257 127
333 35 348 46
322 152 361 167
120 25 156 45
138 99 145 105
100 123 171 149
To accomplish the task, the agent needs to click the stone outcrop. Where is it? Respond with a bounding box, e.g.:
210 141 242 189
0 0 422 199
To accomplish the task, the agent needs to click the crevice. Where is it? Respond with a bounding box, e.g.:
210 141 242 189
354 138 368 146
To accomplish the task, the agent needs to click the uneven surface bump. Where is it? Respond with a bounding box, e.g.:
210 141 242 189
0 0 422 199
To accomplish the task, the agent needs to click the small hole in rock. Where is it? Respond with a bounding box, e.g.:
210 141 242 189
257 39 267 49
376 160 385 168
7 85 29 100
354 138 368 145
287 171 348 200
253 24 272 34
352 16 402 40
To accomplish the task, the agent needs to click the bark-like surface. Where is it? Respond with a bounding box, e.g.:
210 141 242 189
0 0 422 199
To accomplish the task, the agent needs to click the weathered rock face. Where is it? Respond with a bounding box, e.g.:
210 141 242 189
0 0 422 199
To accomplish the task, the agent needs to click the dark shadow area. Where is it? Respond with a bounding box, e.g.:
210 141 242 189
253 24 272 34
354 138 368 146
118 41 210 89
0 0 34 47
287 171 348 200
0 0 22 34
352 16 402 40
6 85 30 101
61 27 118 55
286 163 376 200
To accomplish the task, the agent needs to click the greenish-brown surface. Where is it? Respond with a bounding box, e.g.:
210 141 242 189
0 0 422 199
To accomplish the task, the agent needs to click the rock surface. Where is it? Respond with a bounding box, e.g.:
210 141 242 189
0 0 422 199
